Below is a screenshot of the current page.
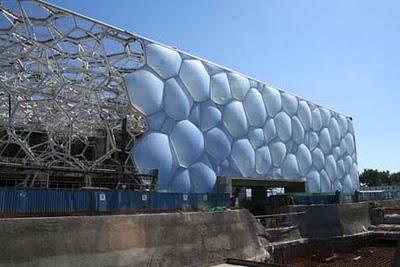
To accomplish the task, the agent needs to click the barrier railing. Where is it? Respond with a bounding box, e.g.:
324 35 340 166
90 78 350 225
281 192 356 205
284 190 400 205
355 190 400 202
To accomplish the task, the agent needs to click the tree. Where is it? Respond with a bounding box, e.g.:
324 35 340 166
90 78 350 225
389 172 400 185
359 169 390 186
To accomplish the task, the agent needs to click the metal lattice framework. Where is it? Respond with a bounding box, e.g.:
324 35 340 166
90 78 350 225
0 0 148 186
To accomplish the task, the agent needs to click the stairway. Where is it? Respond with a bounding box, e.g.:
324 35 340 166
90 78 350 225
369 207 400 240
255 209 307 246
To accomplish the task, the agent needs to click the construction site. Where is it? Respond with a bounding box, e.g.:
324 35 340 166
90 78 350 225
0 0 399 266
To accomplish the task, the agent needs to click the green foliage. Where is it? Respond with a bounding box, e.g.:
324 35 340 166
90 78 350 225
198 201 210 212
390 172 400 185
208 207 226 212
360 169 400 186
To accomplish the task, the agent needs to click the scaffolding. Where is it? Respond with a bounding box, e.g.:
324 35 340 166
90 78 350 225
0 0 150 188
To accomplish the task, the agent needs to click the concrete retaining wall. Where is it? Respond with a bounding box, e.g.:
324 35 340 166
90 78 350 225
0 210 268 267
299 202 371 238
371 198 400 208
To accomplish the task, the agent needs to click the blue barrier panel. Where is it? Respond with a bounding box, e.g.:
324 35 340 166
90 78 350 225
208 193 217 207
0 190 10 213
148 193 183 211
157 193 172 210
49 189 64 213
214 193 230 207
72 190 94 212
291 193 338 205
33 189 52 213
109 191 119 211
206 194 214 208
16 190 28 213
25 190 41 213
94 191 108 212
129 191 145 210
188 193 230 210
188 193 200 210
0 190 21 213
0 188 231 215
169 193 183 210
147 192 158 210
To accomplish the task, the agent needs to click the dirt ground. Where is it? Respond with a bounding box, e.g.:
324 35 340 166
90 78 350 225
288 245 396 267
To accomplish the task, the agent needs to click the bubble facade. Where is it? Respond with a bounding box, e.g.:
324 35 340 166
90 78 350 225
125 43 359 193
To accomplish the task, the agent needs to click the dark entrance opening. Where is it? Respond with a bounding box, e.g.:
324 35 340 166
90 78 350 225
230 177 306 215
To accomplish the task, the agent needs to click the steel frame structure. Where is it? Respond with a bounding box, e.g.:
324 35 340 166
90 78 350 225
0 0 148 187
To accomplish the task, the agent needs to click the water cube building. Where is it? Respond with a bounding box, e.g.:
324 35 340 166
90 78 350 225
0 0 359 193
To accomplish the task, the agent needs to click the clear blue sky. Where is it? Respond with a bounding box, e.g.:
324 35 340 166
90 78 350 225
50 0 400 173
